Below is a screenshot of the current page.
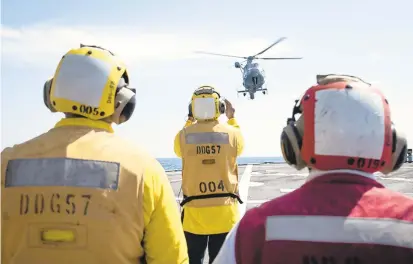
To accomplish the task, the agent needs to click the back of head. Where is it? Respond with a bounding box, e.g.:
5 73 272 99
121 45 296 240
189 85 226 122
280 74 408 175
43 44 137 125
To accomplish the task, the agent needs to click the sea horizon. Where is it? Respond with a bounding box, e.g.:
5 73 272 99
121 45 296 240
157 156 284 172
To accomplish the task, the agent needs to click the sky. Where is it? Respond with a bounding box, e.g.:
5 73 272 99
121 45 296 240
1 0 412 158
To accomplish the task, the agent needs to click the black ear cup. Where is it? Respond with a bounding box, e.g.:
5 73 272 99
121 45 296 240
280 131 296 165
219 100 226 114
43 78 56 112
381 125 408 174
394 144 407 171
391 128 408 172
188 103 193 117
120 94 136 123
43 80 50 109
111 78 136 125
290 124 302 150
280 116 306 170
392 126 397 153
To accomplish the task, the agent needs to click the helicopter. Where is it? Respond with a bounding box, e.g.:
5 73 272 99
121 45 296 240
195 37 302 100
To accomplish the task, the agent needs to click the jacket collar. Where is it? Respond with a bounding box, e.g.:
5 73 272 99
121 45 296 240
54 118 114 133
305 169 384 187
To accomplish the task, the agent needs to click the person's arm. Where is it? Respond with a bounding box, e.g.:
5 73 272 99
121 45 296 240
227 118 244 156
142 159 189 264
173 119 194 158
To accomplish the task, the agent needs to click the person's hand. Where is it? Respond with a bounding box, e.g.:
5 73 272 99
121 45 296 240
224 99 235 119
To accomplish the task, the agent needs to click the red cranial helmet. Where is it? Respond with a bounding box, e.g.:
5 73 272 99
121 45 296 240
280 74 407 174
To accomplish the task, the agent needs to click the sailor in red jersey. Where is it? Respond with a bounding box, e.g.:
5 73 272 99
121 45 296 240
213 74 413 264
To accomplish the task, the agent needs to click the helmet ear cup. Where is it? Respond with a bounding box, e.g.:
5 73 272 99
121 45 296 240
188 103 193 117
381 127 408 174
219 100 226 114
43 78 57 113
280 115 306 170
112 87 136 125
280 131 296 165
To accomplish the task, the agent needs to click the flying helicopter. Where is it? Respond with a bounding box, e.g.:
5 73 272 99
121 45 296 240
195 37 302 100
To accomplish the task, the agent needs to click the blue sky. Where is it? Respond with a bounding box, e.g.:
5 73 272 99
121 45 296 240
1 0 412 158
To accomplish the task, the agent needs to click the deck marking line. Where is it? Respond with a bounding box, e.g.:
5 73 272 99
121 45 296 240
238 164 254 219
280 188 297 193
170 179 181 183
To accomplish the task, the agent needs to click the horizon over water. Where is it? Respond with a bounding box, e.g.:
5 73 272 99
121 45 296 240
157 156 284 172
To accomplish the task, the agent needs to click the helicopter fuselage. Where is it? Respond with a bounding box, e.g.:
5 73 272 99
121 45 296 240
240 61 266 93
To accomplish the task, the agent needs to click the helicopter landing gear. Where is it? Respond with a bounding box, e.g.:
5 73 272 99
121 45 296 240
263 91 266 94
243 93 246 96
250 93 255 100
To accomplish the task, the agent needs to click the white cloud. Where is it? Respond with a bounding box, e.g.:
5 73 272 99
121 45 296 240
1 24 295 69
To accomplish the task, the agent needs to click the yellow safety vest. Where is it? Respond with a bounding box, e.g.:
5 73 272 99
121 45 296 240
1 118 188 264
174 119 244 234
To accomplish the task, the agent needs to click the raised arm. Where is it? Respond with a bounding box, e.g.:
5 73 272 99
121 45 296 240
224 100 244 156
227 118 244 156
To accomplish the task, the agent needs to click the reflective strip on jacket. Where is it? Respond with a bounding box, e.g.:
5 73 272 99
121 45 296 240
213 170 413 264
174 118 244 235
1 118 189 264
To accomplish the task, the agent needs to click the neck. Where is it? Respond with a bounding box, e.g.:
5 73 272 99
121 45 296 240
65 113 112 123
307 169 377 182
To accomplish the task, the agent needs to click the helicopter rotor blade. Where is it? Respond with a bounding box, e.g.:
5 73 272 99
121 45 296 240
256 57 303 60
252 37 287 57
194 51 247 59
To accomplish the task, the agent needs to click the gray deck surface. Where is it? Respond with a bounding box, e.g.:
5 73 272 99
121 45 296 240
167 162 413 263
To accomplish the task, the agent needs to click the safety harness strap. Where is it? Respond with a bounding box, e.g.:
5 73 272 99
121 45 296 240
180 193 243 207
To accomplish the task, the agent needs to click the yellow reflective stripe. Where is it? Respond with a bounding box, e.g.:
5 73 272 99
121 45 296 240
54 118 114 133
41 229 75 242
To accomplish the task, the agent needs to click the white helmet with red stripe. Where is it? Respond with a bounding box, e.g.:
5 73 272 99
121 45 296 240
280 74 407 174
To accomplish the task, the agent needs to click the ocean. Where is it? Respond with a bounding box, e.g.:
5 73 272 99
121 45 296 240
157 157 285 172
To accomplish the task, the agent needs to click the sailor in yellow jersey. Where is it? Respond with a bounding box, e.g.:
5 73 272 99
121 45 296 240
1 44 188 264
174 86 244 264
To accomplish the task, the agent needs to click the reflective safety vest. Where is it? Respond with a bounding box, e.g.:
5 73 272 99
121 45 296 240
1 118 188 264
179 121 243 208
